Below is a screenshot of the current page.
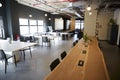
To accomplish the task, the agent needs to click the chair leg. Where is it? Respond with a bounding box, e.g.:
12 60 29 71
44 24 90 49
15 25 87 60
23 50 26 60
29 47 32 58
19 50 22 59
5 60 7 74
13 55 17 67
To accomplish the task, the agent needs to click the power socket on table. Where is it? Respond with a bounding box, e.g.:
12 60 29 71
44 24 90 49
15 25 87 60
78 60 84 66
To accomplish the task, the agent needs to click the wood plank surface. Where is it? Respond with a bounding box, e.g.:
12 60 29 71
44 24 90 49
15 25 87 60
44 37 110 80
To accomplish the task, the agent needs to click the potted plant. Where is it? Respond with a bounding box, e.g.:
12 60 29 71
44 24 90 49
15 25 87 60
108 18 116 25
83 33 91 47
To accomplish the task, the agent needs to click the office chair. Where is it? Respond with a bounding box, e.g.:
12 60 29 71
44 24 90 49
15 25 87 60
29 36 37 42
75 40 78 43
60 51 67 60
0 49 17 73
73 42 76 46
50 58 60 71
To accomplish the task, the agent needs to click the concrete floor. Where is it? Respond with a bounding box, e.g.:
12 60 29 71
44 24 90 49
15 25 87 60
100 41 120 80
0 35 120 80
0 36 76 80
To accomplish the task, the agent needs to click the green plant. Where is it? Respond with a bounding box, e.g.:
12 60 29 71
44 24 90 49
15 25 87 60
109 18 116 25
83 33 92 43
83 33 89 42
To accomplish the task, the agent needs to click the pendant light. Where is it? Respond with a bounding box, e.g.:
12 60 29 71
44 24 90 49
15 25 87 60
29 14 32 18
89 11 92 15
87 5 91 11
0 3 2 7
87 0 92 11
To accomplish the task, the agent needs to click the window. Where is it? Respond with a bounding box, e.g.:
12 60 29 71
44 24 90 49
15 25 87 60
19 18 28 25
19 18 29 35
66 20 70 30
29 19 37 34
38 20 43 25
20 26 29 35
38 20 44 32
0 16 5 38
19 18 44 35
75 20 84 30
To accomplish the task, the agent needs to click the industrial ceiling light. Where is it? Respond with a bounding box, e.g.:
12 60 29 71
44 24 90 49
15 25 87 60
29 14 32 17
49 18 51 20
0 3 2 7
87 5 91 11
87 0 92 11
89 11 92 15
45 14 47 16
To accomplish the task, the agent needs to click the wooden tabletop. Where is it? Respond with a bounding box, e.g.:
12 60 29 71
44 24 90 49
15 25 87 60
44 37 110 80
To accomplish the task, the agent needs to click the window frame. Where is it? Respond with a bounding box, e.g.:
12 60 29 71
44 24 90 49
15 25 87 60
19 18 44 35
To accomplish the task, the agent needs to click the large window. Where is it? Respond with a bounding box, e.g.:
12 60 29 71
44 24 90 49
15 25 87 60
66 20 70 30
75 20 84 30
38 20 44 32
19 18 29 35
19 18 44 35
29 19 37 34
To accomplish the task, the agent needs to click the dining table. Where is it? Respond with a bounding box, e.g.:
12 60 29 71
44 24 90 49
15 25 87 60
44 37 110 80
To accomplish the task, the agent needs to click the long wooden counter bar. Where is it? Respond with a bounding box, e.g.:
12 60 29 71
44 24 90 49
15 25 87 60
44 37 110 80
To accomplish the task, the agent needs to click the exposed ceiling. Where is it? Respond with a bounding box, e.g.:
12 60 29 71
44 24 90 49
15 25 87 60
16 0 120 19
96 0 120 11
16 0 87 19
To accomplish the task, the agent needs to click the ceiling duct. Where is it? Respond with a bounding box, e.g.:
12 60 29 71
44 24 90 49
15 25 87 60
54 0 79 2
59 0 85 18
16 0 86 18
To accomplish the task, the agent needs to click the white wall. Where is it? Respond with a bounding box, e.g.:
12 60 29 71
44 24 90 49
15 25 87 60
84 0 114 40
97 11 114 40
84 1 98 36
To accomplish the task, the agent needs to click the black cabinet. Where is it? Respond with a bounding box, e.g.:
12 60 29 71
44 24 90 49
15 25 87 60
108 24 118 45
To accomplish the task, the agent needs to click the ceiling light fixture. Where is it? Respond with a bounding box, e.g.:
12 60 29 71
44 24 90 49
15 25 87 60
89 11 92 15
87 5 91 11
49 18 51 20
45 14 47 16
0 3 2 7
29 14 32 17
87 0 92 11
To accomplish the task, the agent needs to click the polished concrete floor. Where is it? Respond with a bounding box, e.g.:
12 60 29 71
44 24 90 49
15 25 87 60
0 36 76 80
0 36 120 80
